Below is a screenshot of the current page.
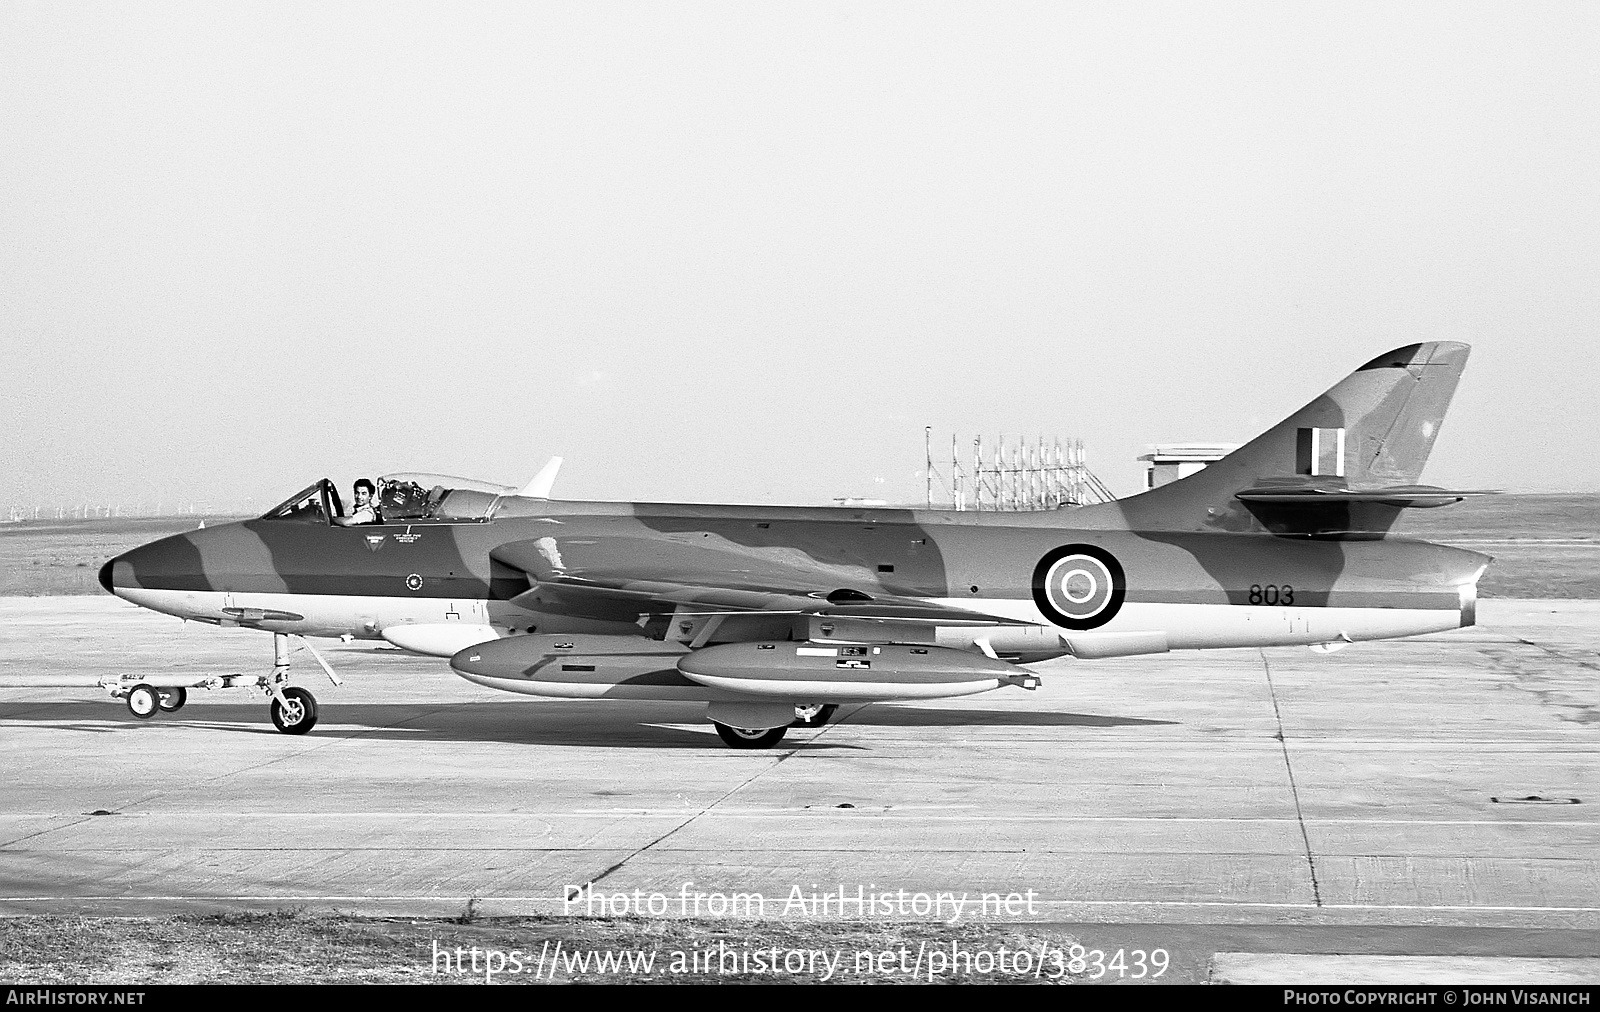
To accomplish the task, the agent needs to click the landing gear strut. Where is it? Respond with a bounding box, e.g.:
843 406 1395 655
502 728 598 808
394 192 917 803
261 632 321 735
101 632 341 735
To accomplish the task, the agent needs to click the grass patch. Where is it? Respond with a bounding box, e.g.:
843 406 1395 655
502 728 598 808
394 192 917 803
0 912 1084 984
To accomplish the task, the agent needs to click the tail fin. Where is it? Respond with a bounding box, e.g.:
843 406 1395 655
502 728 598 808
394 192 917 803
1119 342 1472 536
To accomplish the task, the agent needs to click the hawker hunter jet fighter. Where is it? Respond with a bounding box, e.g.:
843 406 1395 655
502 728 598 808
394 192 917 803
101 343 1491 747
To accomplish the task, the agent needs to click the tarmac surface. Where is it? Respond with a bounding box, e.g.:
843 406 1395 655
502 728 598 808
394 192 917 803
1 596 1596 981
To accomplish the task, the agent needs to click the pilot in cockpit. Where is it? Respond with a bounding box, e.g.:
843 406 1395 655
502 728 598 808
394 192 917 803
332 478 382 526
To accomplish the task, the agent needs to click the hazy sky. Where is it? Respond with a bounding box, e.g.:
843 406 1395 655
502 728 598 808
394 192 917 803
4 2 1597 511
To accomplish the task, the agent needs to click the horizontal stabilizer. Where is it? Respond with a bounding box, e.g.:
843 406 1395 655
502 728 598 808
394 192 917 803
1236 485 1501 509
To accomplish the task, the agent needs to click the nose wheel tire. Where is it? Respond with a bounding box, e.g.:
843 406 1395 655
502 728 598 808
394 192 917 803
125 684 160 719
791 704 838 728
157 687 187 712
714 722 788 749
270 687 318 735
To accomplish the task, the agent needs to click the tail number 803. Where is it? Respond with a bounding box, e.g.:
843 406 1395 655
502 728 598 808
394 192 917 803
1248 584 1294 606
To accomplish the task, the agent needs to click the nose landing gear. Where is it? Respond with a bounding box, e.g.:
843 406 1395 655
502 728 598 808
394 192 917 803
102 632 340 734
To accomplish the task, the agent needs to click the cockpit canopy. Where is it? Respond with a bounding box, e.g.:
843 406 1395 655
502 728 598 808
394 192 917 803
374 473 514 521
261 474 515 524
262 481 339 524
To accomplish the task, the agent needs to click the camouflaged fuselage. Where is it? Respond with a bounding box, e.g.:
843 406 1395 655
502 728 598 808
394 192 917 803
102 493 1485 650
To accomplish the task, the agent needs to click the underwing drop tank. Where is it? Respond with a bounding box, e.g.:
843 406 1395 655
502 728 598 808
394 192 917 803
451 634 697 699
451 635 1038 703
676 641 1039 702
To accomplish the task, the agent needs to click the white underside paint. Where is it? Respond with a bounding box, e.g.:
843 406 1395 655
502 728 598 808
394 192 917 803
122 587 1462 652
116 587 644 645
121 588 1465 705
925 598 1463 649
114 587 507 640
381 623 500 657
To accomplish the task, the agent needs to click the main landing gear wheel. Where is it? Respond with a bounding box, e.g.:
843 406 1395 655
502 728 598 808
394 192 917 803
125 683 160 720
792 704 838 728
270 687 318 735
157 687 187 712
714 722 788 750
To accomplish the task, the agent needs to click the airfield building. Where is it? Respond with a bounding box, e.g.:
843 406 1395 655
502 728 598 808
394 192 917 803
1138 443 1241 490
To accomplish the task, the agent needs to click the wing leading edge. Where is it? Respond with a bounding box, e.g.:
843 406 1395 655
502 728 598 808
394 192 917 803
489 534 1034 628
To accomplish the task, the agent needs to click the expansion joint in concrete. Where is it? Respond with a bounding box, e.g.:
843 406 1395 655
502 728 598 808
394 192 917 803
1262 650 1323 908
568 709 853 898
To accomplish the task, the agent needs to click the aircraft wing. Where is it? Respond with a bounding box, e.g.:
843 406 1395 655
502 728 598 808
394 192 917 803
489 533 1031 626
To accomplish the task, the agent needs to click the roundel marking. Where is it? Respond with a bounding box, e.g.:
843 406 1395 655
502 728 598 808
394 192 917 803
1031 544 1126 630
405 573 424 592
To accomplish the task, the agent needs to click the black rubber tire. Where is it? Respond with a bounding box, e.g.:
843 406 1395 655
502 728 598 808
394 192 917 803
157 687 188 712
791 704 838 729
714 722 787 749
126 684 160 720
270 687 318 735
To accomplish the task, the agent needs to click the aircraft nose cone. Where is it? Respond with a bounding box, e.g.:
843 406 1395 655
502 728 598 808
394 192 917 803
103 532 209 595
99 555 139 596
